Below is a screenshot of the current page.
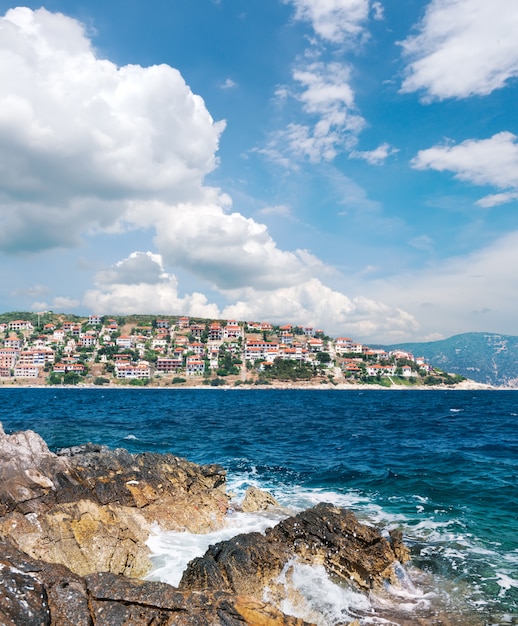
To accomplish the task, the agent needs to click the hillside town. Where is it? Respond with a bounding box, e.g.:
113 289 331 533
0 313 463 387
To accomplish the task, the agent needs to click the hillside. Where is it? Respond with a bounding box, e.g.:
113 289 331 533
379 332 518 387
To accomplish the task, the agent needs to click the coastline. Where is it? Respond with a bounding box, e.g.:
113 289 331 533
0 379 507 391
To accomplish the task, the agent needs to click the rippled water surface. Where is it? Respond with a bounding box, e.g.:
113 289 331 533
1 388 517 623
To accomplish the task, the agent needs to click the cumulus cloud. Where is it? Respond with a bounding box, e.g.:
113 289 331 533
284 0 371 44
221 278 420 339
95 251 166 286
262 61 365 164
412 133 518 198
136 200 327 290
83 252 221 318
0 7 224 252
350 142 398 165
0 6 421 343
84 253 420 341
400 0 518 99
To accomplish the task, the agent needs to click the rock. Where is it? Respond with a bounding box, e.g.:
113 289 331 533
0 539 312 625
180 503 405 605
241 486 280 512
0 425 230 577
389 528 411 564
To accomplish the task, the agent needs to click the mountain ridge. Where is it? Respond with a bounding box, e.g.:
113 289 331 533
376 332 518 387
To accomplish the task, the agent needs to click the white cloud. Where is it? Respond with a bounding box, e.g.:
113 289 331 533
83 252 419 341
371 1 384 21
258 204 294 218
350 142 398 165
83 252 221 318
30 296 80 312
95 251 166 286
400 0 518 99
221 78 236 89
221 278 419 340
412 132 518 194
285 0 371 44
476 191 518 208
134 200 328 291
263 62 365 164
0 7 224 252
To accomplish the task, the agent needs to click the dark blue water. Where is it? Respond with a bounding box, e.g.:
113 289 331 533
1 388 517 622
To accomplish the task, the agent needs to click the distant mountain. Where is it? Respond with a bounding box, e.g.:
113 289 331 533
379 332 518 387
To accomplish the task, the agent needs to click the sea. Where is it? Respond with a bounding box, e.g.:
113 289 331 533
0 387 516 625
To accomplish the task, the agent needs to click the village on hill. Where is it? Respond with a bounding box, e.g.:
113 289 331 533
0 312 464 388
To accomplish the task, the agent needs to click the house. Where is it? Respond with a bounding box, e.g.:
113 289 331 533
190 324 205 338
88 315 102 325
189 342 205 356
116 335 133 349
13 366 40 378
172 346 187 360
53 363 85 374
366 364 396 377
152 337 168 350
8 320 33 332
4 337 22 350
334 338 353 354
0 348 18 367
156 358 183 373
307 338 323 352
223 321 242 339
281 333 294 346
185 355 205 376
208 322 223 341
115 363 151 379
400 365 414 378
177 316 190 329
79 332 97 348
391 350 415 362
156 319 169 329
52 330 65 343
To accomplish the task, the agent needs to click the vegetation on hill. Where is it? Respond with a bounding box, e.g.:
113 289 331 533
379 332 518 386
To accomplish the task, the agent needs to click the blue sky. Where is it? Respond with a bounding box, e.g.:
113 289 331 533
0 0 517 342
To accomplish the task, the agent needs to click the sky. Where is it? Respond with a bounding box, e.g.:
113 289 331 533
0 0 517 343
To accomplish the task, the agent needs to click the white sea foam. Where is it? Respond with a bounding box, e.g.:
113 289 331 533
124 434 138 440
495 571 518 597
146 509 285 586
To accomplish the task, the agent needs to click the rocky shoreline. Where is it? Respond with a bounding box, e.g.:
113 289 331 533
0 378 501 390
0 423 471 625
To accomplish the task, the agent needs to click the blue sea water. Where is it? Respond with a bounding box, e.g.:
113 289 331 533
1 388 517 624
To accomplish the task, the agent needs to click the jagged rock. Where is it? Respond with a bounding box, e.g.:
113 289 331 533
0 424 230 577
0 540 313 625
180 502 406 606
241 486 280 512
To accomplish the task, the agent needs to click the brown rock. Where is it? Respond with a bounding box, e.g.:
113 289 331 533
0 539 313 625
180 502 404 601
241 486 280 512
0 426 230 577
